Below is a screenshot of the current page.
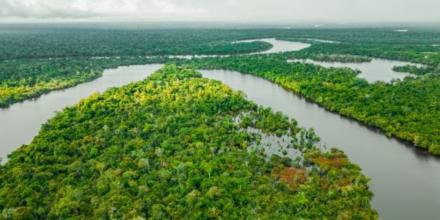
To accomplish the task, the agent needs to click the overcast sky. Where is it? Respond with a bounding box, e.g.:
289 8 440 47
1 0 439 23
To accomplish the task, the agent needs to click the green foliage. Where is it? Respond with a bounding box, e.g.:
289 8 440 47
0 26 272 60
392 65 438 76
300 54 372 63
0 65 376 219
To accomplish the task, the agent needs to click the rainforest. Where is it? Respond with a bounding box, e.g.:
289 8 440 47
0 23 439 220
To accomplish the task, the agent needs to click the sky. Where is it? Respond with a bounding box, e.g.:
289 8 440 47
1 0 439 23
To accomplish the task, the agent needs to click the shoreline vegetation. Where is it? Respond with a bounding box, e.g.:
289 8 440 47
296 54 372 63
0 65 377 219
392 64 438 76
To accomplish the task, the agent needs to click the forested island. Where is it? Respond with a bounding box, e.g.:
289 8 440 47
0 65 376 219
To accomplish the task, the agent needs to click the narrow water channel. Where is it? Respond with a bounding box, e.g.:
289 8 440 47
200 69 440 220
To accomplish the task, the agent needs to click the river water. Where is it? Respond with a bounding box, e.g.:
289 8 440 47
289 58 420 83
0 39 438 219
236 38 311 54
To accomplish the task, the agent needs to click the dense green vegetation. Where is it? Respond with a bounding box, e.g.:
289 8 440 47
0 65 376 219
0 26 272 60
278 28 440 45
392 64 438 76
180 54 440 155
303 54 372 63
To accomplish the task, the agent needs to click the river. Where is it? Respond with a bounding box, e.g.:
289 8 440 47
0 39 438 219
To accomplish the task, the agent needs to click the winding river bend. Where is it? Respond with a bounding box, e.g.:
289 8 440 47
0 39 439 219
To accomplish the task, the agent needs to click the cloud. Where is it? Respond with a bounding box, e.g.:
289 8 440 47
0 0 439 23
0 0 103 18
0 0 203 19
